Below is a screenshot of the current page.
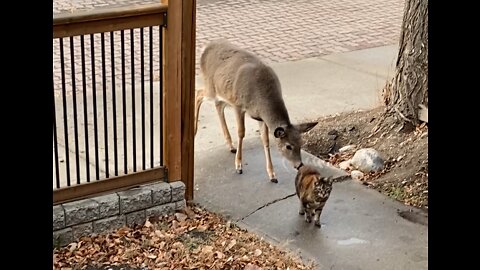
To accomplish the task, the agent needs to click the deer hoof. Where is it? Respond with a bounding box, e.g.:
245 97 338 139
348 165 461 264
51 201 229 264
236 169 243 174
230 148 237 153
270 178 278 183
315 221 322 228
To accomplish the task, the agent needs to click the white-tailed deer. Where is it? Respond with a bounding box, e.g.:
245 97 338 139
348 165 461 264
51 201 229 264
195 40 318 183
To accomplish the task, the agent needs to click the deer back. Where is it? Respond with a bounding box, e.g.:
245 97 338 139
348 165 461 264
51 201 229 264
200 40 290 124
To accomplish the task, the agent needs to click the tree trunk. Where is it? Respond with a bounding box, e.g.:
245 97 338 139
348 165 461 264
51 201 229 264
383 0 428 130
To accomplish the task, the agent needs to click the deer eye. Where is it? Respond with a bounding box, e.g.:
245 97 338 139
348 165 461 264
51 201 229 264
286 145 293 150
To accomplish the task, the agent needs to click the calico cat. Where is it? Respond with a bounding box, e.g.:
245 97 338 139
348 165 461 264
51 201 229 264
295 164 334 228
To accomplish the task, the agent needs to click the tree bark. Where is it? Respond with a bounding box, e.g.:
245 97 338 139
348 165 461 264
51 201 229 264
383 0 428 129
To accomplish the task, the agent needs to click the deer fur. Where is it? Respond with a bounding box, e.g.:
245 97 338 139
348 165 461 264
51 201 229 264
194 40 318 182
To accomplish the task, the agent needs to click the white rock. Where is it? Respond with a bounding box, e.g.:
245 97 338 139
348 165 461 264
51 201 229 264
351 170 364 181
339 160 351 170
339 145 357 153
351 148 384 173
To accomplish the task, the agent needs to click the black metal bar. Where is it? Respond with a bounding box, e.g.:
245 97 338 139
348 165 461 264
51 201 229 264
70 37 81 184
60 38 71 187
80 35 90 182
159 25 163 166
101 33 109 178
53 78 60 189
90 34 100 180
141 27 146 171
131 28 137 172
121 30 128 174
149 26 154 169
111 31 118 176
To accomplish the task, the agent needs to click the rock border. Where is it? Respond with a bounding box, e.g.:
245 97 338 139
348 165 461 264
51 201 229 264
53 181 186 247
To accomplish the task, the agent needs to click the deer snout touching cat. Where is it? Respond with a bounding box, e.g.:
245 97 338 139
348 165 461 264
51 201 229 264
194 39 318 183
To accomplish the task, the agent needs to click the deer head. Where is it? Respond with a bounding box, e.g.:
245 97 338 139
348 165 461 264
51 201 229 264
273 122 318 169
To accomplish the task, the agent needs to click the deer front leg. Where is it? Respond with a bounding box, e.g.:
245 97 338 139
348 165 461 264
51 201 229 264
259 122 277 183
215 101 236 153
234 109 245 174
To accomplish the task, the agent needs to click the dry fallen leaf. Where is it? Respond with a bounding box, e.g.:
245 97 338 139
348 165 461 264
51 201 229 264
144 219 153 228
147 254 157 259
244 263 262 270
215 251 225 259
202 245 214 254
225 239 236 251
175 212 188 222
183 207 199 219
192 247 201 254
197 224 209 232
68 243 77 253
171 220 179 229
154 230 164 238
172 242 184 249
240 255 250 261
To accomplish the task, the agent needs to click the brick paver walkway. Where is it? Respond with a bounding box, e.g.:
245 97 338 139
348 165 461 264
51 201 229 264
53 0 404 91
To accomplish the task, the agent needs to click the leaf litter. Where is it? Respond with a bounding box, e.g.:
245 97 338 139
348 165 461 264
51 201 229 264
54 204 316 270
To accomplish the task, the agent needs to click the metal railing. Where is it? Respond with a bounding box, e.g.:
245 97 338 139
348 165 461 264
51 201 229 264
53 3 168 204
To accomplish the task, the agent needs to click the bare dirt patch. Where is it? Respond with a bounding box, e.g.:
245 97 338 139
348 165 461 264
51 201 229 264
302 106 428 209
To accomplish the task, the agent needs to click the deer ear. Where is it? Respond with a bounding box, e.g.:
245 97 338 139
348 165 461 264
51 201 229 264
274 127 286 138
295 122 318 133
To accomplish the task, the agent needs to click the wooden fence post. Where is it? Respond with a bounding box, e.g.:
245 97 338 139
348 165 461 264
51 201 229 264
162 0 196 201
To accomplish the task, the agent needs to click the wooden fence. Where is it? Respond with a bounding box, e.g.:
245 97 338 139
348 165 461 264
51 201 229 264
52 0 196 204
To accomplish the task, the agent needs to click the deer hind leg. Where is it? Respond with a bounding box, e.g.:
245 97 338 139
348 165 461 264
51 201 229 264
194 88 205 136
233 109 245 174
259 122 278 183
215 100 236 153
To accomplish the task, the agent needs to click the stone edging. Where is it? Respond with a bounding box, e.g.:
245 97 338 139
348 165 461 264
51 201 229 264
53 181 186 247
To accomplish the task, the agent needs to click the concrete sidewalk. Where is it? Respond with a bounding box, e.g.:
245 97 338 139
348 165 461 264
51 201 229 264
192 45 428 270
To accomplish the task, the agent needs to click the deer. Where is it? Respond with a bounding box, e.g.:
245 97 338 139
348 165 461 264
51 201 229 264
194 40 318 183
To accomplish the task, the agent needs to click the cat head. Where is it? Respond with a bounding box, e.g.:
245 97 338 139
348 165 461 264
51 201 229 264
314 176 334 197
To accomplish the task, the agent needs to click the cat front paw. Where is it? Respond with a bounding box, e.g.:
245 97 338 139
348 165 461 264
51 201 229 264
305 215 312 223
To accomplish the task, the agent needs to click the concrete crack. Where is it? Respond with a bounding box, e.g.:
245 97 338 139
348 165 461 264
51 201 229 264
235 176 349 222
237 193 296 222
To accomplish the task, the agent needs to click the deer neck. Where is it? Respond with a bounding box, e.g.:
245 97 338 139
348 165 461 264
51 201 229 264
260 108 291 131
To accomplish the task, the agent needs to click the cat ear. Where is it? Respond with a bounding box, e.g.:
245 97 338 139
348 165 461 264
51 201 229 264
323 176 334 184
327 176 334 184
